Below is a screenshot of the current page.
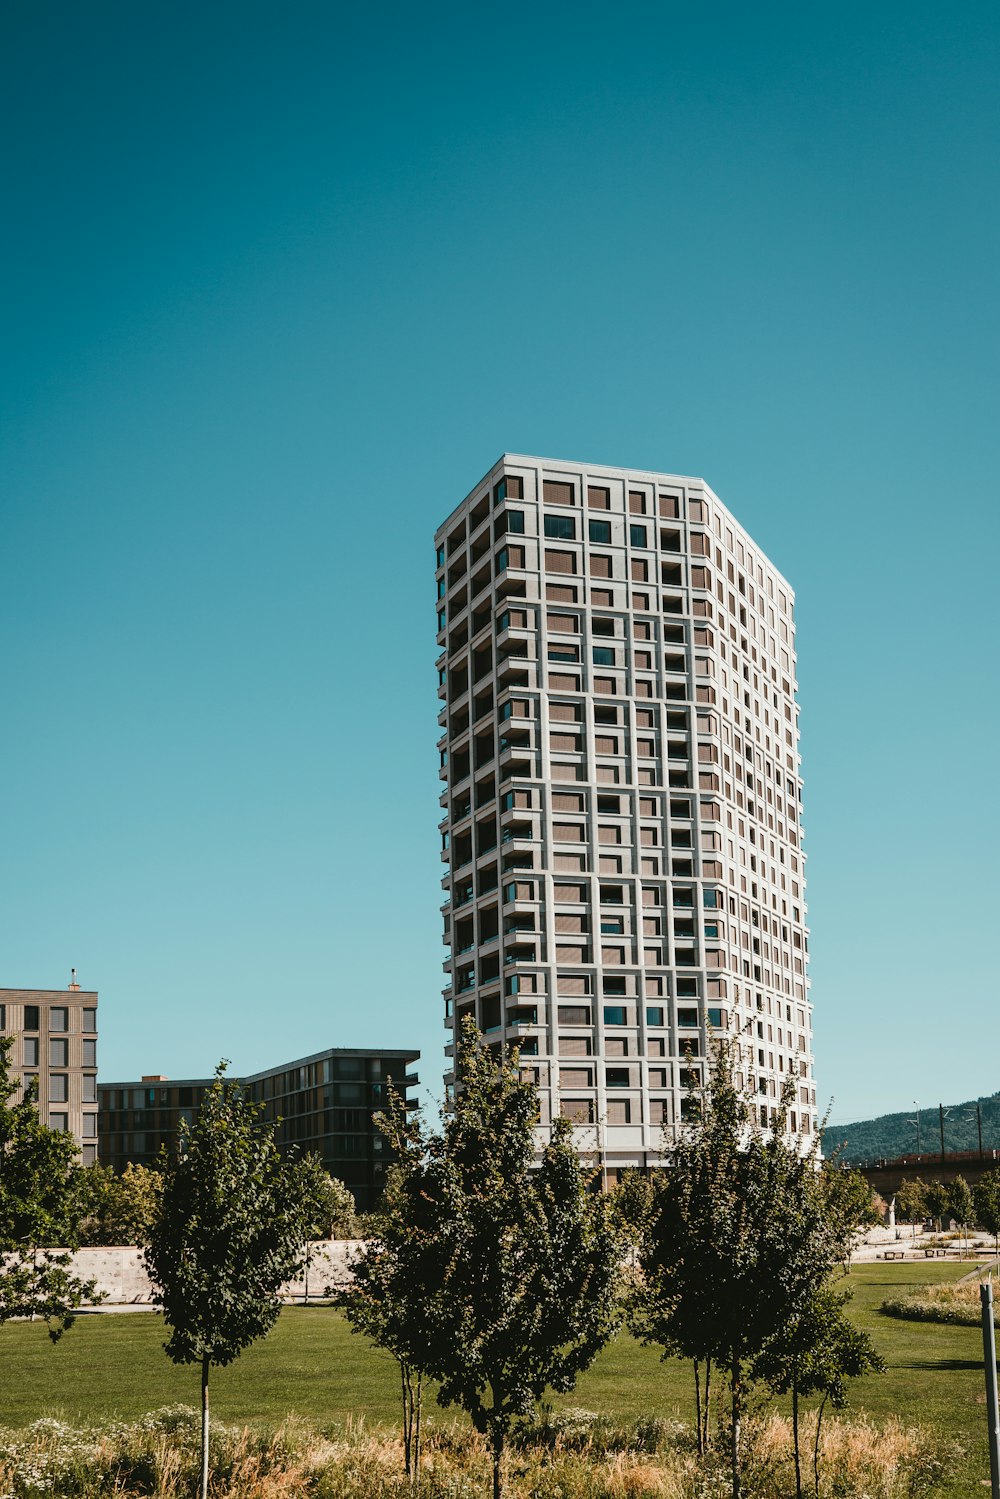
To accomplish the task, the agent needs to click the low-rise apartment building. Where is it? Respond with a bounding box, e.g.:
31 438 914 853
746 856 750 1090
98 1046 420 1211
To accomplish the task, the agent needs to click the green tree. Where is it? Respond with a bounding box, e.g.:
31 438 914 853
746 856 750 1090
293 1155 357 1304
73 1161 164 1246
894 1177 927 1236
973 1169 1000 1255
343 1089 429 1477
634 1043 852 1499
948 1175 975 1257
144 1062 308 1499
819 1164 882 1268
754 1284 884 1498
924 1179 950 1233
350 1020 621 1499
296 1156 357 1239
0 1036 99 1401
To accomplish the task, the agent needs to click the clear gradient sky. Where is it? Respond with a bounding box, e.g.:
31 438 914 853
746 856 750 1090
2 0 997 1124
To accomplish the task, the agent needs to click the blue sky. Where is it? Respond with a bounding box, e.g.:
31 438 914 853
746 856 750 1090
2 0 997 1125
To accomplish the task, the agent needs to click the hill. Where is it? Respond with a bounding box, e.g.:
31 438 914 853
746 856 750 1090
823 1091 1000 1163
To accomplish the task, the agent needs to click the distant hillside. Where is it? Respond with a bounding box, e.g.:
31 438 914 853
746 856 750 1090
823 1092 1000 1164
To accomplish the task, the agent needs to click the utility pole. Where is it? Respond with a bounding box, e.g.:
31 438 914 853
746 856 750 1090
980 1103 985 1162
981 1280 1000 1499
940 1103 946 1165
913 1100 921 1156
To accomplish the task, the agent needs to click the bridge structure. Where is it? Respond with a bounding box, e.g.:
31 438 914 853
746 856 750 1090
844 1147 1000 1200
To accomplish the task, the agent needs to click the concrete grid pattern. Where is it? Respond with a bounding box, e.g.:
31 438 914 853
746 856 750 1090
435 454 812 1182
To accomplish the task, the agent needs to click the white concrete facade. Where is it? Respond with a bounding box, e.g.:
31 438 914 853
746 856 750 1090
435 455 813 1181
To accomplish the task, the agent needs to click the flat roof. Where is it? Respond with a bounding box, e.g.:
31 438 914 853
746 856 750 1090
99 1044 420 1091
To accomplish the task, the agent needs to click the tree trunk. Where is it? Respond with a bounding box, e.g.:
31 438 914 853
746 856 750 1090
792 1381 802 1499
730 1356 742 1499
694 1359 703 1456
813 1393 828 1499
200 1354 210 1499
400 1361 416 1476
492 1430 504 1499
704 1358 712 1452
414 1371 422 1481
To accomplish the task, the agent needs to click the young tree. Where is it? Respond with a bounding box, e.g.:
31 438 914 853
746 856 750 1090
349 1020 621 1499
343 1090 429 1478
973 1169 1000 1256
0 1036 99 1393
948 1175 975 1257
754 1284 884 1499
296 1156 356 1239
820 1164 882 1266
73 1161 164 1246
634 1042 852 1499
894 1177 927 1237
293 1155 357 1303
144 1063 308 1499
924 1179 951 1234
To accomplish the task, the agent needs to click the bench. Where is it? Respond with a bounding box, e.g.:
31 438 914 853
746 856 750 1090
883 1250 904 1260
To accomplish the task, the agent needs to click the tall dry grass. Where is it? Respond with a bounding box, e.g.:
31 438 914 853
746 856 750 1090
881 1276 999 1327
0 1404 950 1499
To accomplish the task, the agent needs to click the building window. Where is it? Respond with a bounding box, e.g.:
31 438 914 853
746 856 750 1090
82 1114 98 1140
592 646 615 666
49 1074 68 1102
646 1006 665 1026
630 524 647 547
24 1006 39 1031
543 480 574 506
603 1005 627 1025
606 1068 630 1088
83 1040 97 1067
588 486 611 509
23 1037 39 1066
83 1074 98 1103
49 1007 68 1032
48 1112 69 1133
49 1039 68 1067
589 518 612 544
544 514 576 540
499 509 525 535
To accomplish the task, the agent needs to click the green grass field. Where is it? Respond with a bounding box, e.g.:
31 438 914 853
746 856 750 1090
0 1263 993 1497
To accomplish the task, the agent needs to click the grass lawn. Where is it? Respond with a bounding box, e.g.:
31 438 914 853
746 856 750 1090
0 1263 992 1496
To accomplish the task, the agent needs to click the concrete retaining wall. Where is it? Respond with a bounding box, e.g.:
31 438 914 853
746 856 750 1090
23 1240 363 1306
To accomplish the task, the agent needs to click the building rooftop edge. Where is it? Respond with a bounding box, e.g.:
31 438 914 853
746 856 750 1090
434 451 796 598
99 1045 421 1091
0 988 98 1000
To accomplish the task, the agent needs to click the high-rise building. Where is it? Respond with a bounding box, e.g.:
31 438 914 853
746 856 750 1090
98 1046 420 1210
0 978 100 1163
435 456 812 1182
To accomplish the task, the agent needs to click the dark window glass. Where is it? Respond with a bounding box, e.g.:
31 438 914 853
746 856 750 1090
646 1006 665 1026
589 519 611 544
592 647 615 666
630 524 647 547
544 514 576 540
603 1005 627 1026
24 1006 39 1031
